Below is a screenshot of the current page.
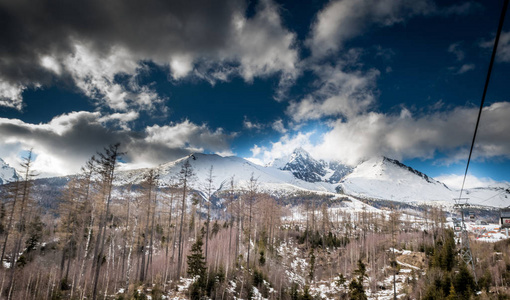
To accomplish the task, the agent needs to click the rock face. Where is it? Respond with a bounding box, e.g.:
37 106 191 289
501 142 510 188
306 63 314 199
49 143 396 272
273 148 352 184
280 148 328 183
0 158 19 185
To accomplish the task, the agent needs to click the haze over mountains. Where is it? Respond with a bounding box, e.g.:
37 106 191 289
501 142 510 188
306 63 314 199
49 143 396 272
1 148 509 208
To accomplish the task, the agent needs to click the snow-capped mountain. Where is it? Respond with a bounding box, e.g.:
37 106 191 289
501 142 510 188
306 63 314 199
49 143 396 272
113 150 510 208
15 149 509 208
268 148 352 183
327 161 353 183
0 158 19 185
115 153 337 195
338 157 453 204
337 156 510 207
279 148 328 182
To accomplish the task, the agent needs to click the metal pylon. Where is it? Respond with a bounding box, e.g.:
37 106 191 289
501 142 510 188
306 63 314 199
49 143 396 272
453 197 477 284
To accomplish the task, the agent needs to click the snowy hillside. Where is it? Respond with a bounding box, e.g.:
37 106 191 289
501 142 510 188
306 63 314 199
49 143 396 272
337 157 510 207
460 185 510 208
339 157 454 205
0 158 18 185
19 149 507 209
113 151 510 208
115 153 338 195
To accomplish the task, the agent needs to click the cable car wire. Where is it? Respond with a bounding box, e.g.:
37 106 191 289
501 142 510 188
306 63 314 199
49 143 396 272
458 0 509 200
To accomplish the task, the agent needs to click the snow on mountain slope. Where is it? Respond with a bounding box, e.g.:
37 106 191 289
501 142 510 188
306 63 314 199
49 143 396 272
115 153 338 195
0 158 19 185
280 148 327 182
460 185 510 208
114 152 509 208
268 148 352 184
339 157 454 205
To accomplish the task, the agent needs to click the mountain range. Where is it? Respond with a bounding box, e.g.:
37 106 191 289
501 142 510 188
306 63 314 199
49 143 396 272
1 148 509 208
114 148 509 208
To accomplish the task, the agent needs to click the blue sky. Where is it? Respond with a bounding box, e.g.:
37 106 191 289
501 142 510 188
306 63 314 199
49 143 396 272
0 0 509 187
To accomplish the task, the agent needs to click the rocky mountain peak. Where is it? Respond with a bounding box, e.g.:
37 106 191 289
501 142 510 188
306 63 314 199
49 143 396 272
0 158 19 185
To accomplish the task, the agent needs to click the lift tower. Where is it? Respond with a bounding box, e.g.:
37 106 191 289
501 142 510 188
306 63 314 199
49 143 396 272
453 197 477 284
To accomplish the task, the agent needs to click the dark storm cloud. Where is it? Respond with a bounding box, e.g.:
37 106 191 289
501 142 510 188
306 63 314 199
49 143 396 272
0 0 241 83
0 0 298 109
0 111 234 176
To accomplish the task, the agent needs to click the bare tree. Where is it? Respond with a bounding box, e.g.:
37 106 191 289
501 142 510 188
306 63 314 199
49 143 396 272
139 169 158 282
91 143 123 300
204 166 214 262
163 179 176 283
245 173 258 269
176 158 194 279
7 149 37 299
76 157 96 296
0 179 20 266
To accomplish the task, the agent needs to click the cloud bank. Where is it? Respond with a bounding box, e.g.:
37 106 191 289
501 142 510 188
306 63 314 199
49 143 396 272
0 112 234 176
0 0 299 110
252 102 510 166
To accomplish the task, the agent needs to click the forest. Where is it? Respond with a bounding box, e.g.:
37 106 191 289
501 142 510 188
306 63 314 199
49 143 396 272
0 144 509 300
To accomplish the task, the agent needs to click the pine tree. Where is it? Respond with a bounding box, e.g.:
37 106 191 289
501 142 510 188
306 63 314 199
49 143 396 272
349 260 367 300
454 263 475 300
446 283 457 300
187 235 206 300
308 248 315 282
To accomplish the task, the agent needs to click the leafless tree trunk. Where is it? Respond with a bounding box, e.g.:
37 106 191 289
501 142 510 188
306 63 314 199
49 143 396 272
0 180 20 265
177 158 194 279
245 173 258 269
92 143 123 300
205 166 214 262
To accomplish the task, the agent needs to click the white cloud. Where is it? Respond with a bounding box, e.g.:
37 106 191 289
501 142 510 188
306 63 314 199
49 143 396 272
144 121 232 152
435 174 505 189
0 0 299 110
228 0 298 83
448 42 465 61
0 112 234 176
456 63 475 74
271 119 287 133
62 43 164 112
247 132 315 165
307 0 433 58
243 116 265 131
0 80 25 110
252 101 510 167
314 102 510 165
170 55 195 79
307 0 480 59
286 62 380 121
481 31 510 63
40 55 62 75
192 0 300 98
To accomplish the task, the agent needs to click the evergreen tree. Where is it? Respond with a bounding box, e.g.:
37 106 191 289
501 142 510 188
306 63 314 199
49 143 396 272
187 234 206 300
348 278 367 300
454 263 475 300
187 236 206 279
445 283 457 300
308 248 315 281
349 260 367 300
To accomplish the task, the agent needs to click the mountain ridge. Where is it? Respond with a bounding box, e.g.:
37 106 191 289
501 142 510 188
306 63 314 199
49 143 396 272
1 149 508 208
0 158 19 185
